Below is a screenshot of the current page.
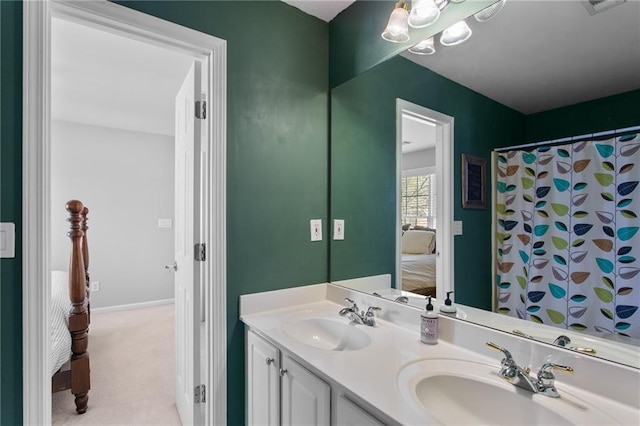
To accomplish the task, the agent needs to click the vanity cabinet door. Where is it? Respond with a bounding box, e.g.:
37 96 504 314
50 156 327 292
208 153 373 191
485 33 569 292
247 330 280 426
336 395 385 425
281 355 330 426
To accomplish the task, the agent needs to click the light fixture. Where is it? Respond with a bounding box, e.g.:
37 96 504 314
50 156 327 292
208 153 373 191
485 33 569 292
381 1 410 43
440 20 472 46
408 37 436 55
408 0 440 28
474 0 506 22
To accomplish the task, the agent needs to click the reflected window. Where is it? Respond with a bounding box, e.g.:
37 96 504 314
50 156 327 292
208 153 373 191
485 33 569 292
401 172 436 228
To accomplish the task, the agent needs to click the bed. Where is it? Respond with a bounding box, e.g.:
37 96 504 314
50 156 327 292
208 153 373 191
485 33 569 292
401 229 437 297
51 200 91 414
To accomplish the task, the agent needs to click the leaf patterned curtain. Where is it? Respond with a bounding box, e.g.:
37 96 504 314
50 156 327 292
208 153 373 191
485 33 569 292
495 134 640 339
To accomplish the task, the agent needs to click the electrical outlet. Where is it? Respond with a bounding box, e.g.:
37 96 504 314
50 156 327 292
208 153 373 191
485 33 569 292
310 219 322 241
333 219 345 240
91 281 100 292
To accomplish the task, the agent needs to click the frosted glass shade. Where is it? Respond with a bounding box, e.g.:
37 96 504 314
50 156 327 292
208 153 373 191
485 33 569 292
440 20 472 46
408 37 436 55
408 0 440 28
475 0 506 22
381 6 410 42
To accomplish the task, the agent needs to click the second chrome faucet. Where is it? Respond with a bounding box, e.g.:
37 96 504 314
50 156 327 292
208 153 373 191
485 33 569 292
339 298 381 326
486 341 573 398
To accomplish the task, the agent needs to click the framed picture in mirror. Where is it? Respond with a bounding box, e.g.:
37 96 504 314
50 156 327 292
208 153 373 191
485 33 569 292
462 153 486 209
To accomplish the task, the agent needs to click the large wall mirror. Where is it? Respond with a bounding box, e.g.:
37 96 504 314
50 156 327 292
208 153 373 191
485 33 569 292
329 0 640 369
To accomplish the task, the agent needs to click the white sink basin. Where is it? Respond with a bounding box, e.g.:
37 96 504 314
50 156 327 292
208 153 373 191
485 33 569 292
397 358 618 425
282 317 371 351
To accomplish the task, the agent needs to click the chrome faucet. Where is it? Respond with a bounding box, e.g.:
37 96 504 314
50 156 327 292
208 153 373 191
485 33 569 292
551 334 597 355
486 342 573 397
339 298 381 326
394 296 409 303
536 363 574 397
486 342 538 393
553 335 572 347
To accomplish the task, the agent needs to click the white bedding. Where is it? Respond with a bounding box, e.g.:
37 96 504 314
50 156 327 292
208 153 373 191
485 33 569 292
51 270 71 376
401 253 436 292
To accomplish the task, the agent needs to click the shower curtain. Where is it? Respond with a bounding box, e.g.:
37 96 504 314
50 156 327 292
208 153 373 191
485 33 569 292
495 134 640 339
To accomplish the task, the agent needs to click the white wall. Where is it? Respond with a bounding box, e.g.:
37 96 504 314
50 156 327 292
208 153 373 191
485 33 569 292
402 147 436 171
51 120 174 308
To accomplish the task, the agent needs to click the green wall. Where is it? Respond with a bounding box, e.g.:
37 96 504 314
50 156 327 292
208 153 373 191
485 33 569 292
3 0 639 423
0 1 23 423
330 55 525 311
525 89 640 142
0 1 328 424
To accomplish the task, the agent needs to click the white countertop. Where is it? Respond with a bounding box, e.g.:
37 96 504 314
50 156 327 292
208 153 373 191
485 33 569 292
242 298 493 425
240 283 640 425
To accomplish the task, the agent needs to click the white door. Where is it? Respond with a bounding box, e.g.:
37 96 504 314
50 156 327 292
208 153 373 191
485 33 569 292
174 61 203 426
281 355 330 426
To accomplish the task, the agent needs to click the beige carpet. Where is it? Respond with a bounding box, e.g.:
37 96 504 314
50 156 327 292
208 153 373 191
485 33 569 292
52 303 182 425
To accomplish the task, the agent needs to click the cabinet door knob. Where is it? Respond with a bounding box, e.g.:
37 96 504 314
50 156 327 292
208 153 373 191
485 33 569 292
266 357 274 365
279 368 288 377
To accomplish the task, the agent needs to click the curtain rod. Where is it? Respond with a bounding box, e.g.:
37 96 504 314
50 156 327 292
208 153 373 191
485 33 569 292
494 125 640 153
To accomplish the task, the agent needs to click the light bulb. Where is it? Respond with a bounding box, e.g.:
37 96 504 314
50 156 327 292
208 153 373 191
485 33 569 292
408 0 440 28
440 20 472 46
408 37 436 55
381 6 410 43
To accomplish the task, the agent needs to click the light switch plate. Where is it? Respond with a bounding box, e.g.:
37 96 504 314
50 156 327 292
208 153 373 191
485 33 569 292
454 220 463 236
310 219 322 241
333 219 345 240
0 223 16 258
158 218 173 228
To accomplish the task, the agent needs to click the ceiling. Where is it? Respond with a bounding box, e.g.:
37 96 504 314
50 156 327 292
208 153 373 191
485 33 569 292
287 0 640 115
402 114 437 153
52 18 194 136
51 1 640 137
282 0 355 21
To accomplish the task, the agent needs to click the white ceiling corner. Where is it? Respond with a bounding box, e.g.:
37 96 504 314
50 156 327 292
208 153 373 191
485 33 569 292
281 0 356 22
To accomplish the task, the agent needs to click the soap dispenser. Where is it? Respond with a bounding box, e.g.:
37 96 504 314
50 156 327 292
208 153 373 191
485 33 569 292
420 296 438 344
440 291 457 316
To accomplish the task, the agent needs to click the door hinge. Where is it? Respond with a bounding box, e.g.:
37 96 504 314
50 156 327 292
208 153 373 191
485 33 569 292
195 384 206 403
195 243 206 261
195 100 207 119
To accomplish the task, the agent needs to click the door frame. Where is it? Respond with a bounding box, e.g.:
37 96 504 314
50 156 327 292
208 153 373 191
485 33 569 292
22 1 227 424
396 99 454 299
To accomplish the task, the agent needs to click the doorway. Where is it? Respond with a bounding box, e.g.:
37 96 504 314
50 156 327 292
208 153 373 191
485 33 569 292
49 16 193 423
23 1 226 424
396 99 454 300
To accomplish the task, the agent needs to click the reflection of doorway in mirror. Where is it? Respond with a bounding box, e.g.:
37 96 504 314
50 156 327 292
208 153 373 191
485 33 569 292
396 100 454 302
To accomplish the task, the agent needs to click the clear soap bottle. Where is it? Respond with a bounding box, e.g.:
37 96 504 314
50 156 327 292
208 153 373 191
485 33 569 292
439 291 457 316
420 296 438 344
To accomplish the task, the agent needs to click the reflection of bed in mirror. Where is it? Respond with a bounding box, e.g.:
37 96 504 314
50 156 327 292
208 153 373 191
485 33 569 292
401 228 436 297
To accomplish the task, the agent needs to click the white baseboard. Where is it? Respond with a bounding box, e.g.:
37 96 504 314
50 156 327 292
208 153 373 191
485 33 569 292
92 298 174 314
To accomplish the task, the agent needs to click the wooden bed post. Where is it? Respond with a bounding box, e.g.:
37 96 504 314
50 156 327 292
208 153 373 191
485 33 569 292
81 206 90 323
66 200 90 414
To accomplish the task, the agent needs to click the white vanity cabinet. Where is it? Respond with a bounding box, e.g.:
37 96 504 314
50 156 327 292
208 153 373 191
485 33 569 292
335 395 385 425
247 330 281 425
281 354 330 425
247 330 331 426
